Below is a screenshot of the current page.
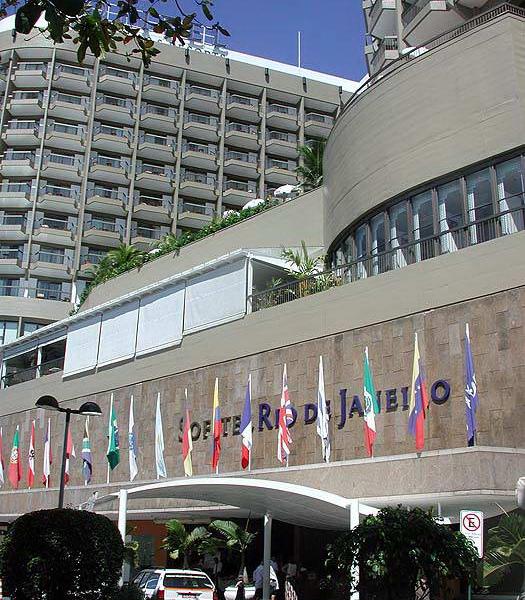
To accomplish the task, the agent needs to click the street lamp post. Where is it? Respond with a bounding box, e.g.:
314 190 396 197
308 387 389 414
35 395 102 509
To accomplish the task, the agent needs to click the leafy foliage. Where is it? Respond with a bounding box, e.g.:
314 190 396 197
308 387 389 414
325 506 479 600
297 140 325 192
210 519 257 575
483 512 525 593
281 240 325 279
0 508 124 600
7 0 229 67
163 519 213 568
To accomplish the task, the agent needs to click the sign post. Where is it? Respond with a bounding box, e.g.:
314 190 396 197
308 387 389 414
460 510 484 558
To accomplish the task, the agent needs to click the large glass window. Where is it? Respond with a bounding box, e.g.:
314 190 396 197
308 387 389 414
355 224 368 279
370 213 386 274
389 202 409 268
411 191 434 262
0 320 18 345
437 180 464 253
496 158 525 234
466 169 495 243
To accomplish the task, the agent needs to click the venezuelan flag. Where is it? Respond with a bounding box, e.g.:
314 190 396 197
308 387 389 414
408 333 429 452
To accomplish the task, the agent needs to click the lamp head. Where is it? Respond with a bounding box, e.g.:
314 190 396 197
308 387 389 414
78 401 102 416
35 395 60 411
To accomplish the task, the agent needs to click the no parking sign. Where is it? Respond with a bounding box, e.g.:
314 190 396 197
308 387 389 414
460 510 484 558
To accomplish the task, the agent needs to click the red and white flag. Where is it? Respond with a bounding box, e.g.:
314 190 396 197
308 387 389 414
42 418 52 488
28 420 35 488
277 363 293 465
64 426 75 485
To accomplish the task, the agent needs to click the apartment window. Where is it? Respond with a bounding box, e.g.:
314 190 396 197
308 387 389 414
0 320 18 344
83 248 106 265
43 183 73 198
99 123 126 137
5 150 33 161
56 92 83 105
437 180 464 253
89 216 117 232
466 169 495 244
41 214 70 231
144 103 170 116
140 163 165 176
21 321 41 336
60 64 89 77
96 155 122 168
36 280 63 300
496 158 525 235
7 119 38 130
92 185 118 199
104 66 134 80
18 62 45 71
48 152 75 166
143 132 168 146
38 246 65 264
412 191 434 261
0 278 20 296
13 91 40 100
100 94 128 108
1 212 25 226
2 182 31 193
147 75 173 88
0 245 21 260
53 122 80 135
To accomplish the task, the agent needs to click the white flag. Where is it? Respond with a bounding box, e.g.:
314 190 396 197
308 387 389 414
155 393 167 479
316 355 331 463
43 418 52 488
128 395 138 482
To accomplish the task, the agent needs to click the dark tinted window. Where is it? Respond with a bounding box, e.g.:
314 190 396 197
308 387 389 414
163 575 213 589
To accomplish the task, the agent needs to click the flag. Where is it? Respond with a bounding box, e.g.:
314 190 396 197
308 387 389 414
277 363 293 464
211 378 222 472
28 420 35 488
128 395 138 481
240 375 253 470
155 393 167 479
64 426 76 485
8 426 22 489
408 333 429 452
464 323 479 446
0 427 4 486
106 394 120 471
363 347 380 457
42 418 52 487
82 416 92 485
316 355 331 462
182 389 193 477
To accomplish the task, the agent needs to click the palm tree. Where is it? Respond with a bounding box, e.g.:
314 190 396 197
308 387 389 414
209 520 257 577
162 519 212 568
106 244 145 272
296 140 325 191
483 512 525 599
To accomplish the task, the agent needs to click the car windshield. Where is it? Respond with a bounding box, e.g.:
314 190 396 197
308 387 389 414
164 575 213 589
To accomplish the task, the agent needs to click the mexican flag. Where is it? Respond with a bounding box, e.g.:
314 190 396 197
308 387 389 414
363 347 380 457
8 426 22 489
106 395 120 471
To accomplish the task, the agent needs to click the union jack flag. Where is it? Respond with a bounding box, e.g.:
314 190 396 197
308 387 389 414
277 363 294 464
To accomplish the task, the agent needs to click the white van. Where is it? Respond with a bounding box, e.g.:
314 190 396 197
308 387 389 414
132 568 217 600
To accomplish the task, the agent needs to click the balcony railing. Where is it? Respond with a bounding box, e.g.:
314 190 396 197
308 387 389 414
182 172 216 186
267 130 297 143
249 206 525 312
82 252 106 266
186 85 220 100
144 74 179 91
41 184 76 199
185 113 218 126
267 103 297 117
226 150 257 164
6 119 39 131
179 202 214 216
0 248 22 260
1 215 25 226
134 226 163 239
2 356 64 388
85 219 122 234
30 286 70 301
305 112 334 126
39 216 73 231
266 158 296 170
183 142 217 155
227 122 258 135
224 180 256 193
228 94 258 107
35 251 69 265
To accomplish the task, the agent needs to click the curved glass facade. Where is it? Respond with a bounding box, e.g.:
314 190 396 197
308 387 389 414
330 154 525 274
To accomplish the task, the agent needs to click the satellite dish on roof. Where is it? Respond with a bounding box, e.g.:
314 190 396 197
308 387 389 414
242 198 265 210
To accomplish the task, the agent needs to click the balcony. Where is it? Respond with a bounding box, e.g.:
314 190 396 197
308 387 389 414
0 150 36 177
85 185 128 216
90 154 130 185
41 152 83 182
181 142 218 170
3 119 40 146
402 0 462 46
95 94 135 125
177 201 215 229
140 103 177 133
185 85 221 114
53 63 92 94
6 91 44 117
266 103 298 131
131 224 169 249
30 250 72 278
79 251 106 274
83 218 124 247
13 62 48 88
0 215 27 242
304 112 335 138
180 171 217 200
183 113 219 142
48 91 89 122
222 179 257 207
133 193 172 224
225 122 260 150
38 183 79 214
368 0 396 37
92 122 133 154
32 216 76 247
265 157 298 185
142 74 180 104
46 120 85 152
135 162 174 193
226 93 260 123
98 65 138 96
370 36 400 73
265 130 298 158
0 182 33 210
137 131 176 162
0 247 24 275
224 150 259 178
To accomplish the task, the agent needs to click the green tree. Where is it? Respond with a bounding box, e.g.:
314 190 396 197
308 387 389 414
163 519 212 569
9 0 229 67
483 512 525 599
281 240 325 279
0 508 124 600
210 520 257 577
297 140 325 192
325 506 479 600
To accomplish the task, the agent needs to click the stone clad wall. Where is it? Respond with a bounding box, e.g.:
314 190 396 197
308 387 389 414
0 285 522 505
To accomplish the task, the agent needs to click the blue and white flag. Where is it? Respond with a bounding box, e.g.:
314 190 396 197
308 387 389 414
464 323 479 446
128 395 138 482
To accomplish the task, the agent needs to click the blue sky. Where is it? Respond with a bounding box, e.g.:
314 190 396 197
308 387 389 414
211 0 367 82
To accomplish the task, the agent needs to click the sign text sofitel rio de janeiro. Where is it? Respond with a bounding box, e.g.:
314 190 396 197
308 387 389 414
179 379 451 442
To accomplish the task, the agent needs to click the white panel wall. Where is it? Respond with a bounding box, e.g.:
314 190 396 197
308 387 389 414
136 283 185 356
97 300 140 367
184 259 247 334
63 315 102 376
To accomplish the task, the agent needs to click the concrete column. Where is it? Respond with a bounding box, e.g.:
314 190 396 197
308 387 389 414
263 512 272 600
350 500 360 600
395 0 406 51
171 70 187 234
